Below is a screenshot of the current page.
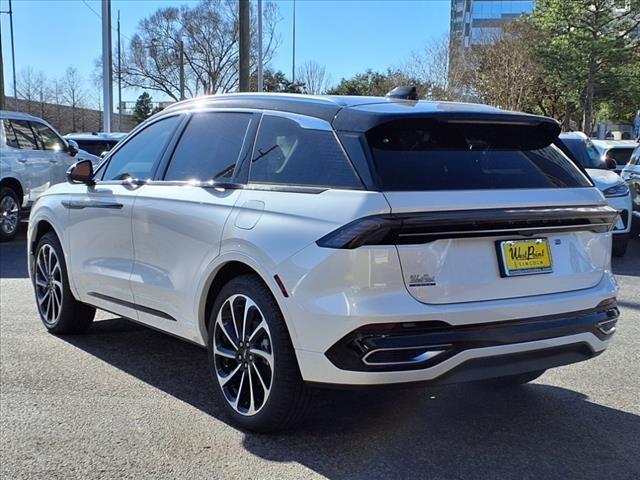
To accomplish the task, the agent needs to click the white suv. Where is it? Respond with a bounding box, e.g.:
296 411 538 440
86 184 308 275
0 111 92 241
28 94 620 432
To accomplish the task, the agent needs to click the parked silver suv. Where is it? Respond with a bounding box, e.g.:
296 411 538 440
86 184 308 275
0 111 91 241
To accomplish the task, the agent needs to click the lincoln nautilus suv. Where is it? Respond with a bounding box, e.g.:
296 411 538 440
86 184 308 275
28 93 620 432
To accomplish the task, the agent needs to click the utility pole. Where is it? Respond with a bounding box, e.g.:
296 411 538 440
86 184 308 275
292 0 296 84
238 0 250 92
117 9 122 131
257 0 263 92
178 38 185 100
101 0 113 133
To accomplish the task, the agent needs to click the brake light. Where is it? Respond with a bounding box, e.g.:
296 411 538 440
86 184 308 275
316 206 618 249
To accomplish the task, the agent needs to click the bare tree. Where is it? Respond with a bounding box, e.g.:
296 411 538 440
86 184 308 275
472 22 546 111
402 34 473 101
296 61 331 95
16 67 48 115
123 0 280 100
60 67 86 132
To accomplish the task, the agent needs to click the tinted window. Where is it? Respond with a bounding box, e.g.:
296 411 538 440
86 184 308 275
75 140 118 157
560 138 604 169
608 148 634 166
102 116 181 181
11 120 39 150
2 120 19 148
165 112 251 181
31 122 65 152
367 120 591 190
250 115 361 188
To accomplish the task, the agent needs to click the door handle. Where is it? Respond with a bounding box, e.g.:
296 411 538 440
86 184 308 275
17 158 27 163
61 200 124 210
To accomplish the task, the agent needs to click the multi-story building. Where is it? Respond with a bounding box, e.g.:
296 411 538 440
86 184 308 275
450 0 536 52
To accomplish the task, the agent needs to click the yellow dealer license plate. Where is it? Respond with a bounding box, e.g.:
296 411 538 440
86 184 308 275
498 238 553 277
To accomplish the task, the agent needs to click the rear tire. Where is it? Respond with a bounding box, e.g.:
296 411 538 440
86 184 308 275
33 232 95 334
484 369 546 386
612 234 628 257
207 274 311 432
0 186 20 242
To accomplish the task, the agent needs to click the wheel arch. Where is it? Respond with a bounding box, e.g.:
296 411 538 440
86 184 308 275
0 177 24 206
197 254 297 348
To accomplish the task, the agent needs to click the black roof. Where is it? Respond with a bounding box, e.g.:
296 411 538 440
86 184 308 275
160 93 560 134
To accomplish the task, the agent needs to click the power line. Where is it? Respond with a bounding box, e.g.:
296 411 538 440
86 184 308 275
81 0 100 20
81 0 132 44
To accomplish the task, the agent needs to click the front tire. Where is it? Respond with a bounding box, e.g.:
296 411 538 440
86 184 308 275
0 186 21 242
612 234 628 257
33 232 96 334
207 274 311 432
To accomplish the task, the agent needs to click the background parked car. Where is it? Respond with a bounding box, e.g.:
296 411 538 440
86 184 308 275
559 132 632 256
591 139 639 175
64 132 127 159
621 145 640 234
0 110 89 241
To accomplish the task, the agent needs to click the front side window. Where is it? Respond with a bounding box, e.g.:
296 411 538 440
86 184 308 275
249 115 361 189
562 138 604 169
102 116 181 181
31 122 65 152
367 120 591 191
164 112 251 181
10 120 39 150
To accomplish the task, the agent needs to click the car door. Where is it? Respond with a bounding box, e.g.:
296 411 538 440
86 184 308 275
30 120 73 186
130 110 257 339
9 119 52 202
66 115 183 321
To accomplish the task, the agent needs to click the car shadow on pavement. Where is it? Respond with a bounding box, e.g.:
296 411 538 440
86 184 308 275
0 223 29 279
61 317 640 480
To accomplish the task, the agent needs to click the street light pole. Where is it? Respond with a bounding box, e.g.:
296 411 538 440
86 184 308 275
257 0 263 92
238 0 250 92
292 0 296 84
101 0 113 133
178 38 185 100
8 0 17 110
117 9 122 131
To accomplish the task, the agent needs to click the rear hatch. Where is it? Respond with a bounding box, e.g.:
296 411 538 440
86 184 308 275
365 118 616 304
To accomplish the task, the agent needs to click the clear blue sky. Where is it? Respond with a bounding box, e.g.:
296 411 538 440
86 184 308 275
0 0 450 103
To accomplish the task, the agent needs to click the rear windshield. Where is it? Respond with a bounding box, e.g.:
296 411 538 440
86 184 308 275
560 138 605 169
366 120 591 191
607 147 635 166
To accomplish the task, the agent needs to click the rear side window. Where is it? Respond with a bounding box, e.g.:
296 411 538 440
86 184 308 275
607 148 634 166
165 112 251 181
250 114 361 189
102 116 181 181
11 120 39 150
367 120 591 191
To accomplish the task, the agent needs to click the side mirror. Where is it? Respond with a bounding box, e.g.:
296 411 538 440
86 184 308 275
100 150 108 159
67 139 79 157
604 157 617 170
67 159 95 185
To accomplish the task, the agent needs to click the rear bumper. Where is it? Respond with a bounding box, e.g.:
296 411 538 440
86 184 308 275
325 300 618 373
295 296 618 386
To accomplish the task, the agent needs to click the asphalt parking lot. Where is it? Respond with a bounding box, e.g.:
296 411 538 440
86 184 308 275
1 224 638 480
